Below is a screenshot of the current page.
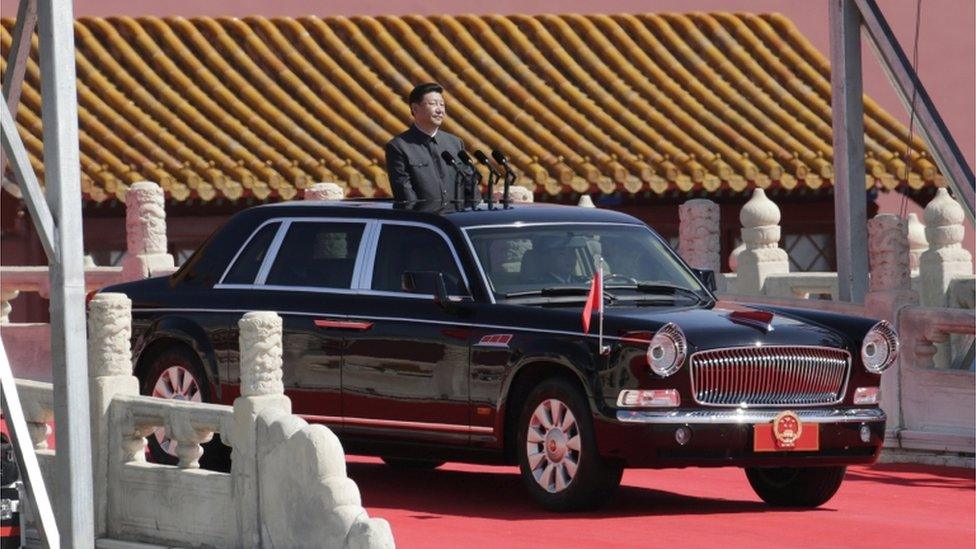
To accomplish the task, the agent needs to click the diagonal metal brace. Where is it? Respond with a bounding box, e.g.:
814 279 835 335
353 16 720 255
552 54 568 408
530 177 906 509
854 0 975 223
0 100 58 263
0 0 37 178
0 339 60 548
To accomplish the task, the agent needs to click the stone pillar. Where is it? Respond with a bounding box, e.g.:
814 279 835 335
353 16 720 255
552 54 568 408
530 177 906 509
678 199 721 273
87 293 139 537
906 212 928 276
577 195 595 208
920 188 972 308
919 189 972 369
229 312 291 548
735 188 789 295
865 215 919 442
120 182 175 280
304 182 345 201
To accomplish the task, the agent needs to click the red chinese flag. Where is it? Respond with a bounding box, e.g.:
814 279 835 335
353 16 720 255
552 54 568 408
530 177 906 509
582 266 603 333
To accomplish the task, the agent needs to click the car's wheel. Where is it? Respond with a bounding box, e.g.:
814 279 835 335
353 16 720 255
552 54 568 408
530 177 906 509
517 378 623 511
745 466 846 507
381 457 445 470
139 345 230 471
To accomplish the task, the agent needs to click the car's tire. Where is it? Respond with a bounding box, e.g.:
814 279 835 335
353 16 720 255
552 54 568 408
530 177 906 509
381 457 445 470
745 466 846 507
516 377 623 512
139 345 230 471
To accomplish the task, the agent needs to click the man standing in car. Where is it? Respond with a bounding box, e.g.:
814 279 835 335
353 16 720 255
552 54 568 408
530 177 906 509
385 82 478 204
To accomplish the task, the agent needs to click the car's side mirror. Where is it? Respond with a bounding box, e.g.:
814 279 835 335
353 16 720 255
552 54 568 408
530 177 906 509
402 271 455 312
692 268 718 293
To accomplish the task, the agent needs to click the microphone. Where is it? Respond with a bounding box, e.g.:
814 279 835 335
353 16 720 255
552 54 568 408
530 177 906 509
456 151 482 208
473 150 498 209
440 150 464 207
491 150 516 207
440 150 459 167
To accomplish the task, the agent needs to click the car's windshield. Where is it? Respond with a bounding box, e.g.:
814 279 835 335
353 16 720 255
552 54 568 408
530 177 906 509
466 223 705 302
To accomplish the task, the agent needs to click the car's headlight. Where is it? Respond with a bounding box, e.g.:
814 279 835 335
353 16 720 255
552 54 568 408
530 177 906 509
647 323 687 377
861 320 898 374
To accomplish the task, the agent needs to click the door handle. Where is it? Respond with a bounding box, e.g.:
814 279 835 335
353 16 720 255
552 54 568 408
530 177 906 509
314 318 374 330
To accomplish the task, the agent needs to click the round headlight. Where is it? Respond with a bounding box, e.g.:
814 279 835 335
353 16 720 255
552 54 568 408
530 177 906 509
647 323 687 377
861 320 898 374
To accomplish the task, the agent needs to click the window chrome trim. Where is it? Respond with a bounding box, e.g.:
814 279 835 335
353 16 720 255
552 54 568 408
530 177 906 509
354 221 382 290
255 220 292 285
215 216 375 290
128 307 631 341
217 218 284 285
363 219 472 297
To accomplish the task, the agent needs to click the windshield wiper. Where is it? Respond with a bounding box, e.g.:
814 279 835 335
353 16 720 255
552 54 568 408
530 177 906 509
503 286 617 302
606 283 705 304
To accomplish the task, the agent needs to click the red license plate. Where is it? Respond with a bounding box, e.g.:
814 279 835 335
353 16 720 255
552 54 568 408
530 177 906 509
754 413 820 452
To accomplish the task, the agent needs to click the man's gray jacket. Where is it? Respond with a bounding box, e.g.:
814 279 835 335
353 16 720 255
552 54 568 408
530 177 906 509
385 125 478 204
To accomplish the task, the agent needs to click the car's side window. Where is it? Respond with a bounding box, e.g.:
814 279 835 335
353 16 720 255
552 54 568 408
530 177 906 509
371 225 465 295
223 222 280 284
265 222 364 288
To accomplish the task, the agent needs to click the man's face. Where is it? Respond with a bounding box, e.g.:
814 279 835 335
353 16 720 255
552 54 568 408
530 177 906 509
411 91 446 131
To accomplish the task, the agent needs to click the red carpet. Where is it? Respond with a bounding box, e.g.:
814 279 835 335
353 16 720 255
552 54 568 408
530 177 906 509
348 456 975 549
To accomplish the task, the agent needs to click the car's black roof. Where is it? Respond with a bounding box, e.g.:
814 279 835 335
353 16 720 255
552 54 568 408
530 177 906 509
247 199 644 229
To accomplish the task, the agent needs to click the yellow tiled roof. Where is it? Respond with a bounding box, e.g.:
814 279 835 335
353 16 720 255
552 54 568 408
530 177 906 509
0 13 940 203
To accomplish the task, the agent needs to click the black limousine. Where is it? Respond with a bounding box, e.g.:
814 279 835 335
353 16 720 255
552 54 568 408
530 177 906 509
105 200 896 511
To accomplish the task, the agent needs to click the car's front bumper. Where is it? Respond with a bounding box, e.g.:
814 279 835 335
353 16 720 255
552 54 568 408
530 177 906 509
597 407 885 468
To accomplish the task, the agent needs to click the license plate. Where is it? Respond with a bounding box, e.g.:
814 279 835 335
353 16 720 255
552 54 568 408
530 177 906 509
753 411 820 452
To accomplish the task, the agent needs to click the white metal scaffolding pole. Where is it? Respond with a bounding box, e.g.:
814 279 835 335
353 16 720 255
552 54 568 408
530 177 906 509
829 0 870 304
37 0 95 545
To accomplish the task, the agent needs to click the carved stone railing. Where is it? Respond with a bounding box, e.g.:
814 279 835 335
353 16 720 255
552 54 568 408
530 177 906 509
14 294 394 547
759 273 839 299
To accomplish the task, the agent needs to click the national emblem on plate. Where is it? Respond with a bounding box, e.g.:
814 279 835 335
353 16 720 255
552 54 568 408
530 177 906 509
773 411 803 449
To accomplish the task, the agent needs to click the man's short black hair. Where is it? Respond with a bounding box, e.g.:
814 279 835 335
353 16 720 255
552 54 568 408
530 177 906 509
408 82 444 105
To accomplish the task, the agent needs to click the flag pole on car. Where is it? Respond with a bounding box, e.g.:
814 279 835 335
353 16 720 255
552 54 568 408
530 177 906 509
582 256 610 355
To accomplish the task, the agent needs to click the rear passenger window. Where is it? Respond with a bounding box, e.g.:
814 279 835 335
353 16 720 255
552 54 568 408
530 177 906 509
371 225 465 294
223 222 280 284
265 222 364 288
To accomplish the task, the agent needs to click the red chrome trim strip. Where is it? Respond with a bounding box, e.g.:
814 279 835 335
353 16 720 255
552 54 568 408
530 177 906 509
301 414 493 435
314 319 374 330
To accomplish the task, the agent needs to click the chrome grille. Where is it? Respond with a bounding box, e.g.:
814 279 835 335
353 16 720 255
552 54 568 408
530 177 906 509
689 346 850 407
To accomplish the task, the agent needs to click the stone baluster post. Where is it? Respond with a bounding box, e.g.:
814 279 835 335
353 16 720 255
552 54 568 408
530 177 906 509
906 212 928 277
304 182 345 201
919 189 972 368
577 195 595 207
735 188 789 295
121 182 175 281
865 215 919 442
229 312 291 548
87 292 140 537
1 290 19 323
507 185 534 203
679 199 722 289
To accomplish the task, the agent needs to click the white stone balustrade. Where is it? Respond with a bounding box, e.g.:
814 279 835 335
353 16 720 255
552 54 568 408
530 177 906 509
0 265 124 323
761 273 838 299
12 299 394 546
